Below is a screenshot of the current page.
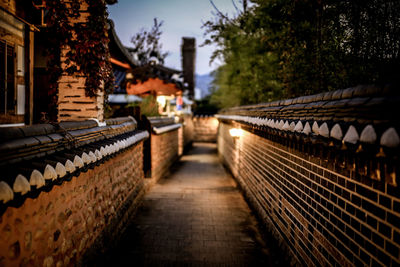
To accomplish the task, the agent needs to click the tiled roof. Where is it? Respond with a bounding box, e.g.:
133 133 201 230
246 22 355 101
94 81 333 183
0 117 149 212
217 85 400 149
108 20 138 68
130 64 184 90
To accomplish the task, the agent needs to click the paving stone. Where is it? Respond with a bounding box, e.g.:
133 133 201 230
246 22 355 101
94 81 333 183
95 143 287 266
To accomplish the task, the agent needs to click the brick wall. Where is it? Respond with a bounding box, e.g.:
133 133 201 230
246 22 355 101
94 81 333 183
57 75 104 122
218 122 400 266
0 143 145 266
178 114 194 155
151 130 179 182
193 115 218 142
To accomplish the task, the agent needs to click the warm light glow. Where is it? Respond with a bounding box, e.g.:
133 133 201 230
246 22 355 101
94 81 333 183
126 73 133 79
229 128 244 138
211 118 219 128
156 95 166 108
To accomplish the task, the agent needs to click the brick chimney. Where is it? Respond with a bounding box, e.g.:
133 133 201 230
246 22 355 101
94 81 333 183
181 37 196 100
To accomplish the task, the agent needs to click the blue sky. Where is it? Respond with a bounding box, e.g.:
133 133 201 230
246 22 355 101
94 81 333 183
107 0 237 75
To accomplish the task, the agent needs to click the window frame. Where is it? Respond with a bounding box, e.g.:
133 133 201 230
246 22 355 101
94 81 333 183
0 39 17 115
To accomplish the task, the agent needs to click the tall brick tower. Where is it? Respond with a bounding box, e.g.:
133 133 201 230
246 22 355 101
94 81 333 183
181 37 196 99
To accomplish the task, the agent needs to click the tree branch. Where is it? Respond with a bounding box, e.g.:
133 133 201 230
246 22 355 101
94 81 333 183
209 0 231 22
232 0 239 14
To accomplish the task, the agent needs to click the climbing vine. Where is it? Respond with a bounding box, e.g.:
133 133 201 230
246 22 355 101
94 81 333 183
42 1 78 121
44 0 114 104
72 0 114 97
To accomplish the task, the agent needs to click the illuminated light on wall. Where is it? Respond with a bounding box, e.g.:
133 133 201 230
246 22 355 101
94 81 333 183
229 128 244 138
156 95 167 108
211 118 219 127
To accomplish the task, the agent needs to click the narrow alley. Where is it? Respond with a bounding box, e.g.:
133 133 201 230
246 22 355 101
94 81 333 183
1 2 399 266
94 143 284 266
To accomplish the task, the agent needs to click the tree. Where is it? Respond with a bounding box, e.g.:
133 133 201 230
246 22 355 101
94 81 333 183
129 18 169 65
257 0 400 96
203 0 400 109
203 1 283 109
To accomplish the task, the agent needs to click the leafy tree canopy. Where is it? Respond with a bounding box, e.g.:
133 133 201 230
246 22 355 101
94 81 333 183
203 0 400 109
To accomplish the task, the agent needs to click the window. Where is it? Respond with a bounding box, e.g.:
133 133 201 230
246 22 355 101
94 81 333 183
0 40 16 115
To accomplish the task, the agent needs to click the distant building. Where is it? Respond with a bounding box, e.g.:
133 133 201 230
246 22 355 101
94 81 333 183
107 19 141 112
108 34 196 117
108 20 137 93
127 63 186 116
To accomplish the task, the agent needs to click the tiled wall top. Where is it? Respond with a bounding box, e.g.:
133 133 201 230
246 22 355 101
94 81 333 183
148 116 182 135
217 85 400 149
0 116 138 166
0 117 148 210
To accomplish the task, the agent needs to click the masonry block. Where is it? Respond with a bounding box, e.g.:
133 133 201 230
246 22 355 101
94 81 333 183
151 130 179 182
193 116 218 142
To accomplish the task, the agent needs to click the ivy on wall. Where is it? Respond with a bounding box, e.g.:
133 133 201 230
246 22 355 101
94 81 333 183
44 0 114 112
43 1 77 121
72 0 114 97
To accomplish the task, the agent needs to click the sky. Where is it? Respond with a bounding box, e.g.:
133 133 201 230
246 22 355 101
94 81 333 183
107 0 238 75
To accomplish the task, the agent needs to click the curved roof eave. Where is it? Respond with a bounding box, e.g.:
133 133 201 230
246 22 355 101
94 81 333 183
108 19 138 68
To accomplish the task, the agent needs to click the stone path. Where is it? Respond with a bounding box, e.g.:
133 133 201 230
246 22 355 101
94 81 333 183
98 143 285 266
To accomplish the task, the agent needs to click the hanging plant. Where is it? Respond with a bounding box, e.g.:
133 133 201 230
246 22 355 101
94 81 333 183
72 0 114 97
44 0 114 111
42 1 80 121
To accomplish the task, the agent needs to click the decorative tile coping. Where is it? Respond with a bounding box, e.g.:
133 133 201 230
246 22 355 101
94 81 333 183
153 124 182 135
0 117 149 212
148 117 182 135
216 114 399 148
217 85 400 150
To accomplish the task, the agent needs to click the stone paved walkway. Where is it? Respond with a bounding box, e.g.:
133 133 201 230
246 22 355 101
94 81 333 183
98 143 285 266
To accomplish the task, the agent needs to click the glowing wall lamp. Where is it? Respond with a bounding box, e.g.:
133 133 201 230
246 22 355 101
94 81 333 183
229 128 244 138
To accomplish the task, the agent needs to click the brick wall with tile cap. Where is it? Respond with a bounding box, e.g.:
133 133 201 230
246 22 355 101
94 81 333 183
0 117 148 266
0 117 147 203
193 115 219 142
148 117 180 183
217 85 400 266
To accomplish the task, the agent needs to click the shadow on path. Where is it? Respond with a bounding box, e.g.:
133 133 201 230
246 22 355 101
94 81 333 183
92 142 288 266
